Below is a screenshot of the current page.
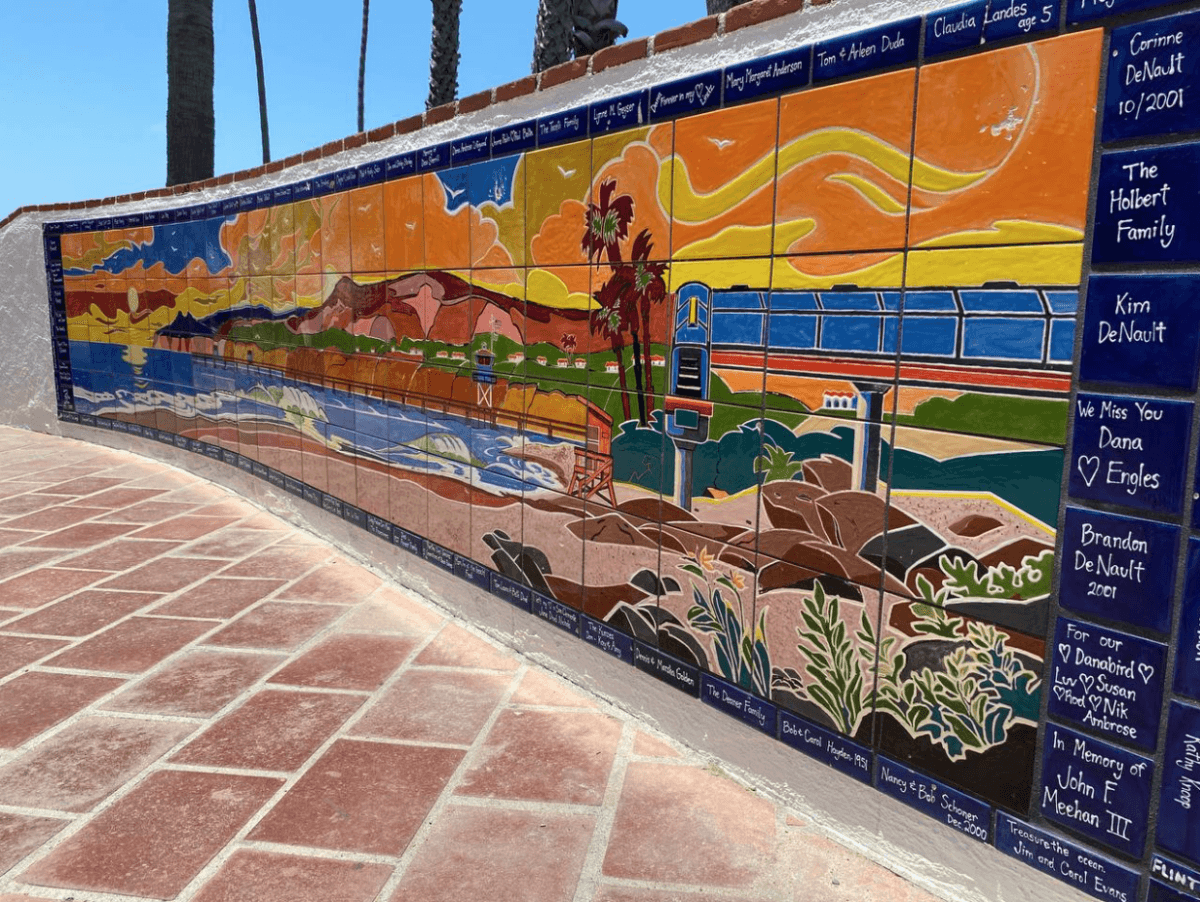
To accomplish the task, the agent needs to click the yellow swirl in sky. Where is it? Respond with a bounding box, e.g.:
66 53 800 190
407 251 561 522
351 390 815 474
914 221 1084 248
662 128 989 225
673 220 814 260
826 174 907 215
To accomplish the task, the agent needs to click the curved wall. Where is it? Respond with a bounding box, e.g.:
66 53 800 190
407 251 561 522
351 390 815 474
7 1 1200 900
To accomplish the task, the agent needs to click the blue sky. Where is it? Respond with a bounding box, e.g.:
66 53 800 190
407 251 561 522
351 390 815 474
0 1 701 219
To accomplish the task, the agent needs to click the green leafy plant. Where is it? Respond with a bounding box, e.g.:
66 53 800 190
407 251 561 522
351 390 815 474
910 573 963 638
796 583 865 735
682 549 770 696
938 550 1054 601
754 443 805 483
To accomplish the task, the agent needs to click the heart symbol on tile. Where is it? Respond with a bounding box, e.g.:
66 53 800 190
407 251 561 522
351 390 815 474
1058 643 1072 662
1139 663 1155 685
1053 685 1068 700
1077 456 1100 487
1079 674 1094 694
1089 695 1103 711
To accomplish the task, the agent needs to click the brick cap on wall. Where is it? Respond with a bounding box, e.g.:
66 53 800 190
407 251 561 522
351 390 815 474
1 0 834 229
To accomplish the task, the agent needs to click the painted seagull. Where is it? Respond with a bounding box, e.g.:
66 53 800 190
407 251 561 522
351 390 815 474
557 165 576 178
708 137 734 149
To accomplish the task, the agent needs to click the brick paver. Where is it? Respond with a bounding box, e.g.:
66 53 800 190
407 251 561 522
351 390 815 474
0 427 942 902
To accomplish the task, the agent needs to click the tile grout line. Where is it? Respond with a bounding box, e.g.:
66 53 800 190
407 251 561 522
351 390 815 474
571 719 635 902
160 599 451 902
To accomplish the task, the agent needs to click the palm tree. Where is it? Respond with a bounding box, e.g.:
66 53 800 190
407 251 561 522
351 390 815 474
570 0 626 58
532 0 573 73
166 0 215 185
247 0 270 163
628 229 666 396
427 0 462 109
592 274 634 422
706 0 748 12
582 180 634 265
358 0 369 132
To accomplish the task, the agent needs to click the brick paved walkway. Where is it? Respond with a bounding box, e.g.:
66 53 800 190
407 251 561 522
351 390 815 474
0 427 939 902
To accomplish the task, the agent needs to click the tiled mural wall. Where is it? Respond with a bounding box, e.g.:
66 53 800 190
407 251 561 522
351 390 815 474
36 0 1200 898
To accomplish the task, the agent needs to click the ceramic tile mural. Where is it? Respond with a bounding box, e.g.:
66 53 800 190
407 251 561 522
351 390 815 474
44 3 1200 897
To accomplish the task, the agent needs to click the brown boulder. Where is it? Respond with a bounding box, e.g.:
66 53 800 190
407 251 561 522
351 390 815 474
620 497 694 523
802 455 853 492
760 481 833 540
568 513 657 549
949 514 1004 538
816 491 894 554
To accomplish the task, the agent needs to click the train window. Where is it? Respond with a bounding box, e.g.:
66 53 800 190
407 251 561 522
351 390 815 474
817 291 881 312
900 318 957 357
713 291 766 309
882 318 899 353
962 318 1045 360
1044 290 1079 315
820 317 883 353
958 290 1044 314
903 291 957 313
1049 320 1076 363
770 292 819 311
711 312 765 346
767 314 817 350
880 291 903 312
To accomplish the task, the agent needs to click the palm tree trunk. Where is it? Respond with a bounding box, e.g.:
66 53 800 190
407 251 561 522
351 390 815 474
166 0 215 185
358 0 370 132
247 0 270 163
427 0 462 109
532 0 574 73
630 331 647 426
640 301 654 396
706 0 746 12
611 337 632 421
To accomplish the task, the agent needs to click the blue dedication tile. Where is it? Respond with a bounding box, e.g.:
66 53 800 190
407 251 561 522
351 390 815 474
423 540 456 573
450 133 491 166
1093 143 1200 264
1068 393 1192 516
633 641 700 697
1048 616 1167 750
1070 0 1184 25
366 513 392 542
417 142 451 173
876 756 992 843
649 71 721 121
454 555 492 590
1059 506 1178 633
319 491 342 515
722 45 809 104
491 119 537 156
390 525 424 557
995 812 1141 902
813 17 920 82
1105 10 1200 142
1152 855 1200 901
778 710 872 784
1174 540 1200 701
590 90 648 135
925 1 988 58
384 152 417 179
342 504 366 530
700 674 775 736
251 460 270 481
581 615 633 664
1152 879 1200 902
266 467 286 489
302 484 322 508
1040 722 1154 857
534 593 580 635
1080 274 1200 391
1158 702 1200 868
491 573 532 612
537 106 588 147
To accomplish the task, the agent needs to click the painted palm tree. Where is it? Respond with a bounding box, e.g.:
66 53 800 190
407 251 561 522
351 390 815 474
582 180 634 265
358 0 370 132
166 0 215 185
628 229 666 396
247 0 270 163
428 0 462 109
592 272 635 423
